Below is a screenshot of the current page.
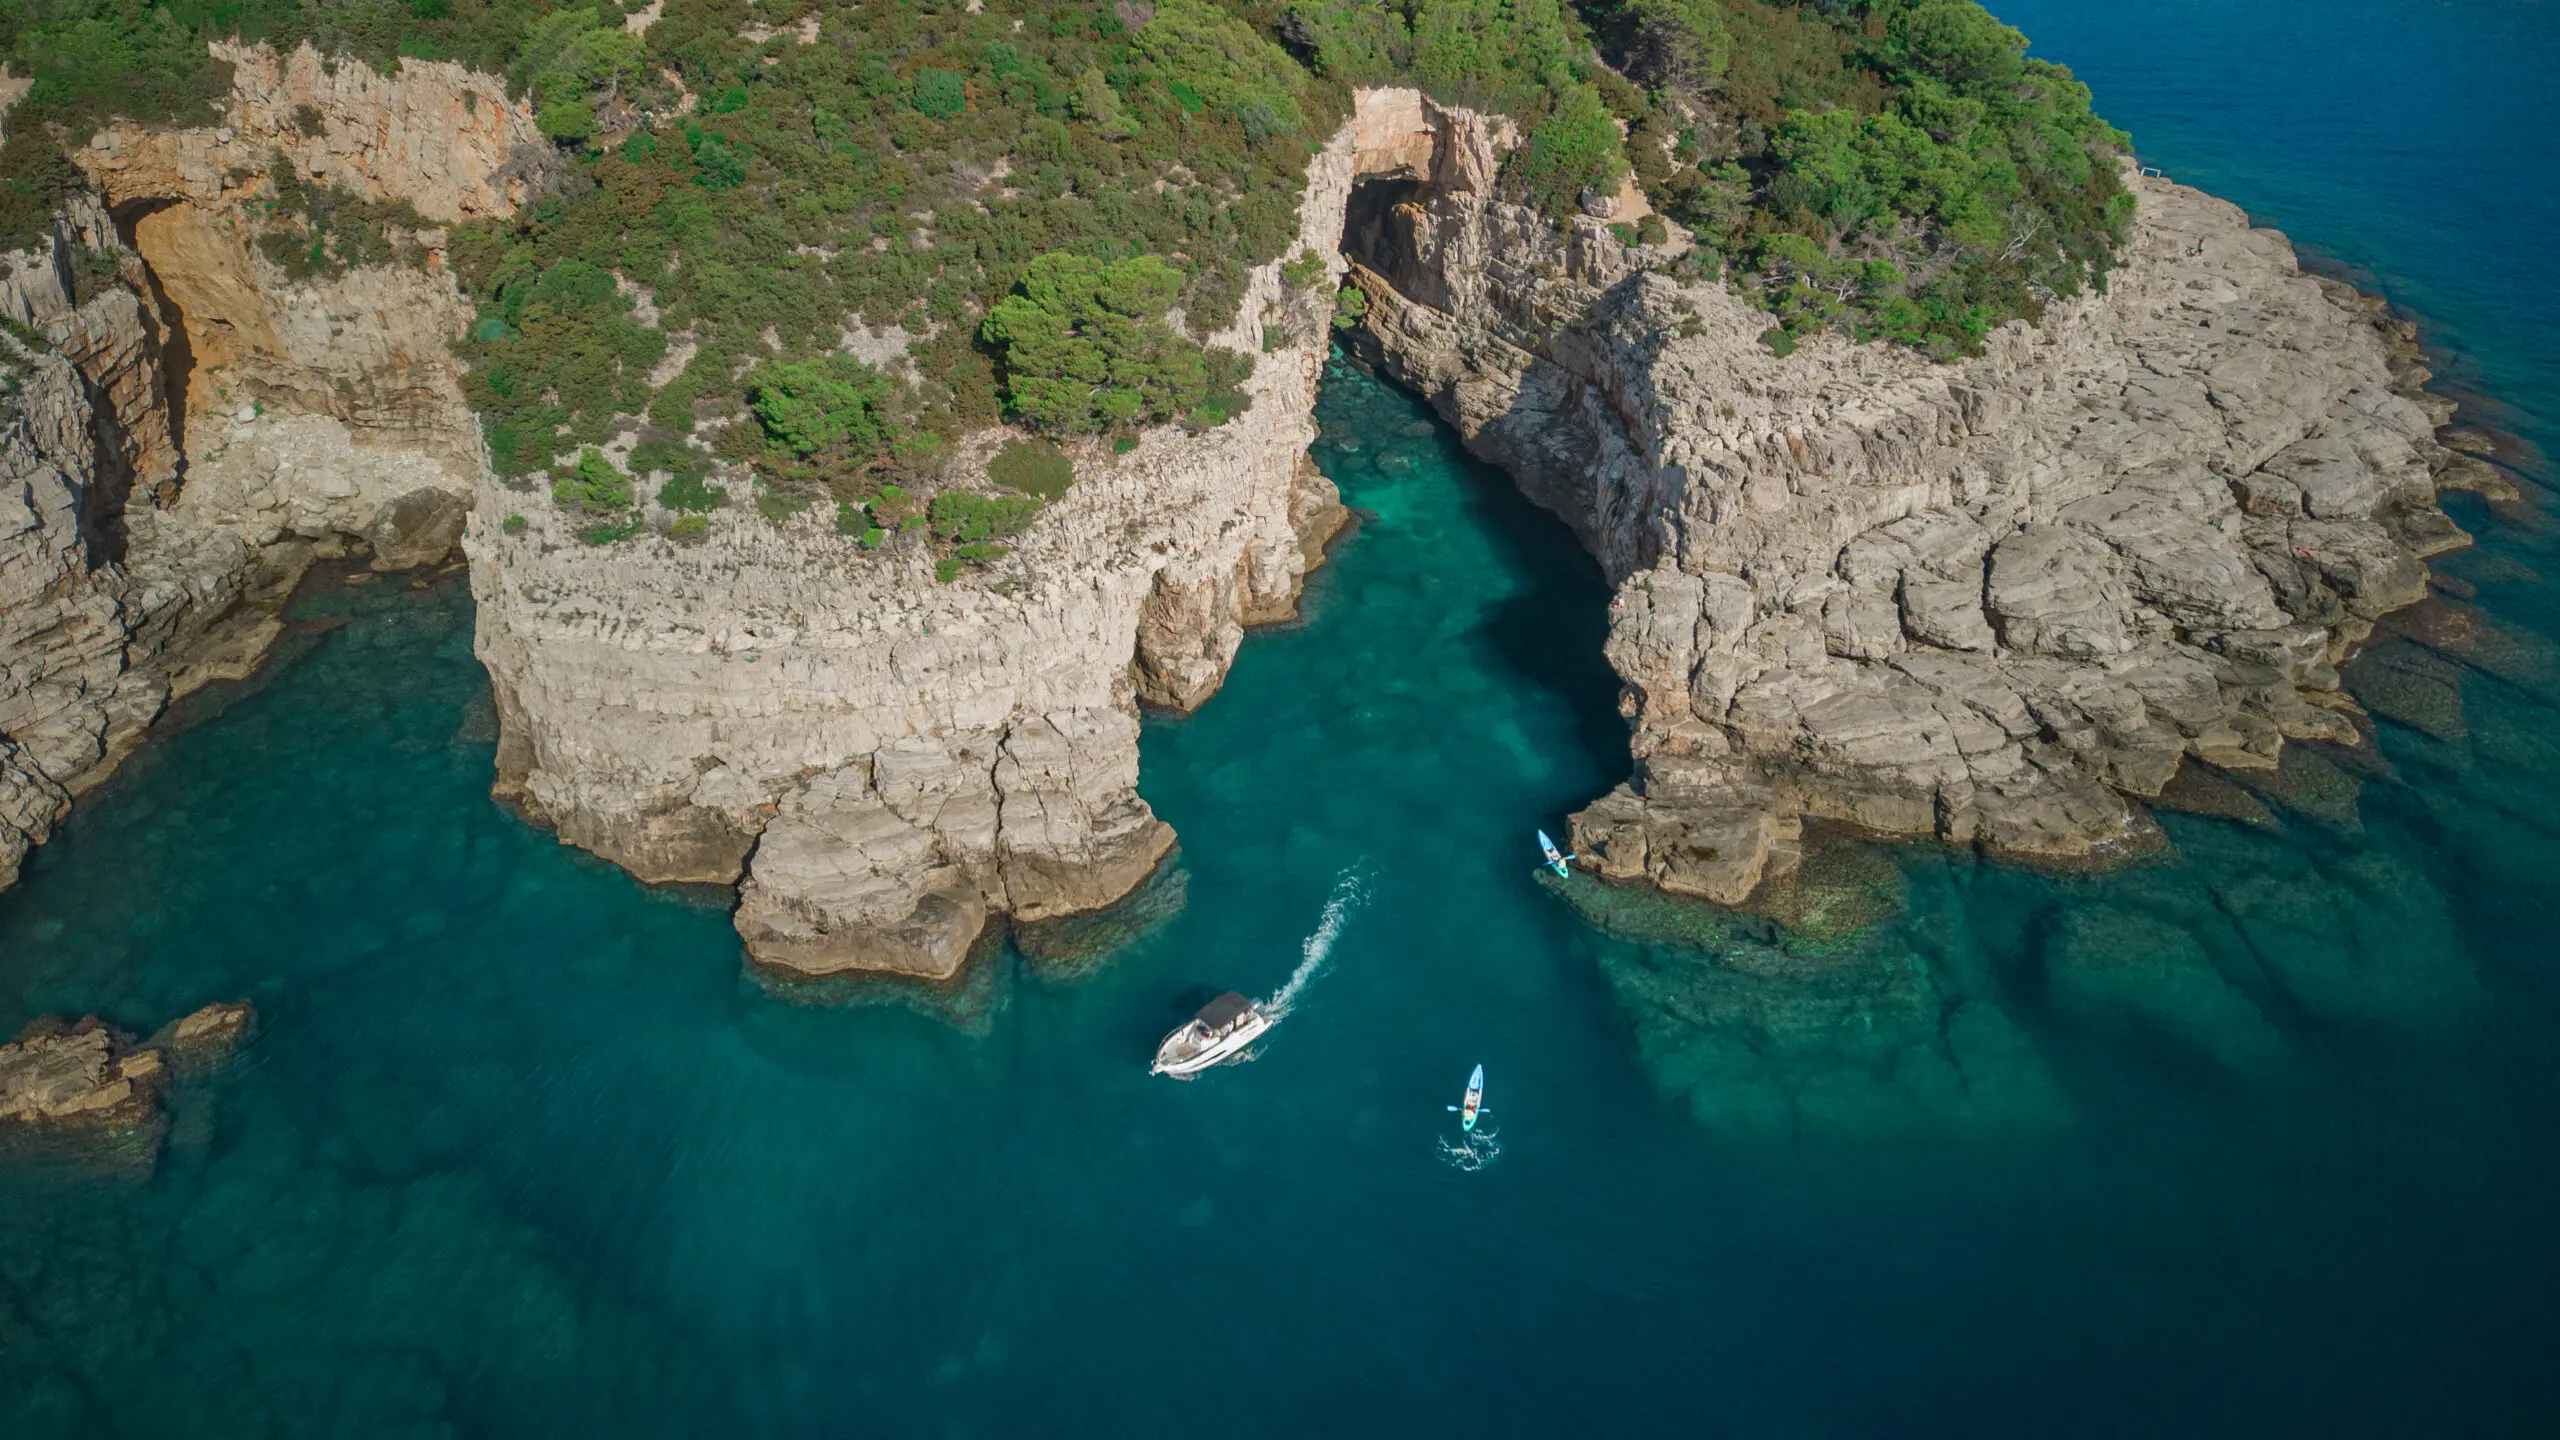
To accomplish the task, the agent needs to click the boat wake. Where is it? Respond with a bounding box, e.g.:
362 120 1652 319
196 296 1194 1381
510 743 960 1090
1437 1128 1501 1172
1261 866 1368 1024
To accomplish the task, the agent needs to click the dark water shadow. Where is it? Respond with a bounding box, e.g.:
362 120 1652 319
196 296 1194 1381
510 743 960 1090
1335 351 1634 794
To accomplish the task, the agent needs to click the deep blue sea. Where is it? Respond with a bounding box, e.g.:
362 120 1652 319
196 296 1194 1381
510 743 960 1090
5 3 2558 1434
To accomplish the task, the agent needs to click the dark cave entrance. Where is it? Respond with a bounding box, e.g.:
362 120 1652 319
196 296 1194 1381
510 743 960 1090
1341 175 1426 288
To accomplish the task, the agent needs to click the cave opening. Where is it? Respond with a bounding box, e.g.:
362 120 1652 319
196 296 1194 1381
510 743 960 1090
1341 176 1425 290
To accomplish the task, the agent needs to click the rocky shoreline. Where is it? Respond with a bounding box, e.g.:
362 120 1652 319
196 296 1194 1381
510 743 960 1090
0 65 2511 977
1338 92 2489 909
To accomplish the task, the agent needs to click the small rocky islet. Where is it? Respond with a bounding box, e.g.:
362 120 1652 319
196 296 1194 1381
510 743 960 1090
0 1002 253 1144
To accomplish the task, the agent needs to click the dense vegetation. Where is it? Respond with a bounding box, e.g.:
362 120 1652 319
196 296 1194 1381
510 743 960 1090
1279 0 2130 355
3 0 2128 561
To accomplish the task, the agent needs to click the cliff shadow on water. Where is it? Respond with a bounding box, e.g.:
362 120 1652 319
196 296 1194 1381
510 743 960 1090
1333 348 1632 795
1308 345 1630 793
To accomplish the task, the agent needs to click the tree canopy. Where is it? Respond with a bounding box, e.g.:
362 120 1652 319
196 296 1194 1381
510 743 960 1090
981 252 1250 433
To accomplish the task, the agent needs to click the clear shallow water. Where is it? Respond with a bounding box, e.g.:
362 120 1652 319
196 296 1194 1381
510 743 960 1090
5 3 2559 1433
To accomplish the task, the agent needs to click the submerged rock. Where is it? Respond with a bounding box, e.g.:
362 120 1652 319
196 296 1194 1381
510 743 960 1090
1739 834 1908 947
1014 854 1190 976
2153 762 2280 829
2237 744 2366 830
1534 867 1758 957
2210 850 2483 1033
2042 906 2289 1076
1597 931 2073 1140
2342 639 2467 741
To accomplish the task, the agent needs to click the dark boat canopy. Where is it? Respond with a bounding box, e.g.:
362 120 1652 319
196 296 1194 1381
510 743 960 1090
1195 992 1256 1030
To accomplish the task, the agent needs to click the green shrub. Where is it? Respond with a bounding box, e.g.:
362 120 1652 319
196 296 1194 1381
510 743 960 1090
935 558 963 583
669 512 710 541
552 446 633 515
577 518 640 545
755 482 817 522
634 438 722 511
252 157 430 281
1280 249 1330 291
501 513 528 535
1620 0 1730 93
913 68 967 119
691 136 747 191
835 501 868 536
1513 83 1626 221
1131 0 1309 136
749 355 899 465
1276 0 1413 85
928 491 1042 544
1331 284 1369 330
988 440 1075 500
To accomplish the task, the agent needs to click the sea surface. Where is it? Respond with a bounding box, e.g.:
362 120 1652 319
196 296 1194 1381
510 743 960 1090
4 2 2558 1433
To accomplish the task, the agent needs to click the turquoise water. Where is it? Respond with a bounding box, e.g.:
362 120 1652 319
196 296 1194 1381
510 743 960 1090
5 2 2559 1432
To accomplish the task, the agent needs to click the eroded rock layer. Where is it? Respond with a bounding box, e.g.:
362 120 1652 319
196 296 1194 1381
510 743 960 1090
1345 94 2468 904
470 124 1359 979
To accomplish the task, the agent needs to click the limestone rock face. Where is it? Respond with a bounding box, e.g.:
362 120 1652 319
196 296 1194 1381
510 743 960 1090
471 123 1358 976
0 53 498 889
78 41 540 226
1346 95 2462 902
0 224 256 884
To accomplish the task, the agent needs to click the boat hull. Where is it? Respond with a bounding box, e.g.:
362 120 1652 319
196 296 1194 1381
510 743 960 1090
1151 1011 1271 1077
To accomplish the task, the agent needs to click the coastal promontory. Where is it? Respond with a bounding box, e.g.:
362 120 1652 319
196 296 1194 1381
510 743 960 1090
0 1 2488 973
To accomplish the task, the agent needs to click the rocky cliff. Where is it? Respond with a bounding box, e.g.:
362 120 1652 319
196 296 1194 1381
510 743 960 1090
469 125 1360 980
1342 92 2472 905
0 46 527 888
6 65 2482 969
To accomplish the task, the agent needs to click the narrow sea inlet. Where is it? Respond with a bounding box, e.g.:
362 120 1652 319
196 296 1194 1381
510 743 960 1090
7 1 2560 1433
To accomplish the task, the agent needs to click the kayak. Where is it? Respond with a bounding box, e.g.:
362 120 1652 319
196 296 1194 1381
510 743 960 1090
1536 829 1570 878
1460 1063 1485 1132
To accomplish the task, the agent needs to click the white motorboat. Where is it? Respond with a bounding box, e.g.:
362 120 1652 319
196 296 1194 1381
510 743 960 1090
1150 991 1269 1077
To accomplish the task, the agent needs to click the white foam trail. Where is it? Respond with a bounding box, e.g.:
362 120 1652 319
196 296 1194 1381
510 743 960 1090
1437 1128 1500 1172
1263 867 1367 1022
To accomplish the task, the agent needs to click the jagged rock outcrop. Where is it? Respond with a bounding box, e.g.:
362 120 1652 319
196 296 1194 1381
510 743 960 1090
0 1001 249 1129
1344 91 2470 904
472 124 1360 980
0 1017 162 1129
0 47 510 888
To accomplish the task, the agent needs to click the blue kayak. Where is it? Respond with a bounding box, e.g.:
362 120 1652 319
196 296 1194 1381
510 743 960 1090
1536 829 1570 878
